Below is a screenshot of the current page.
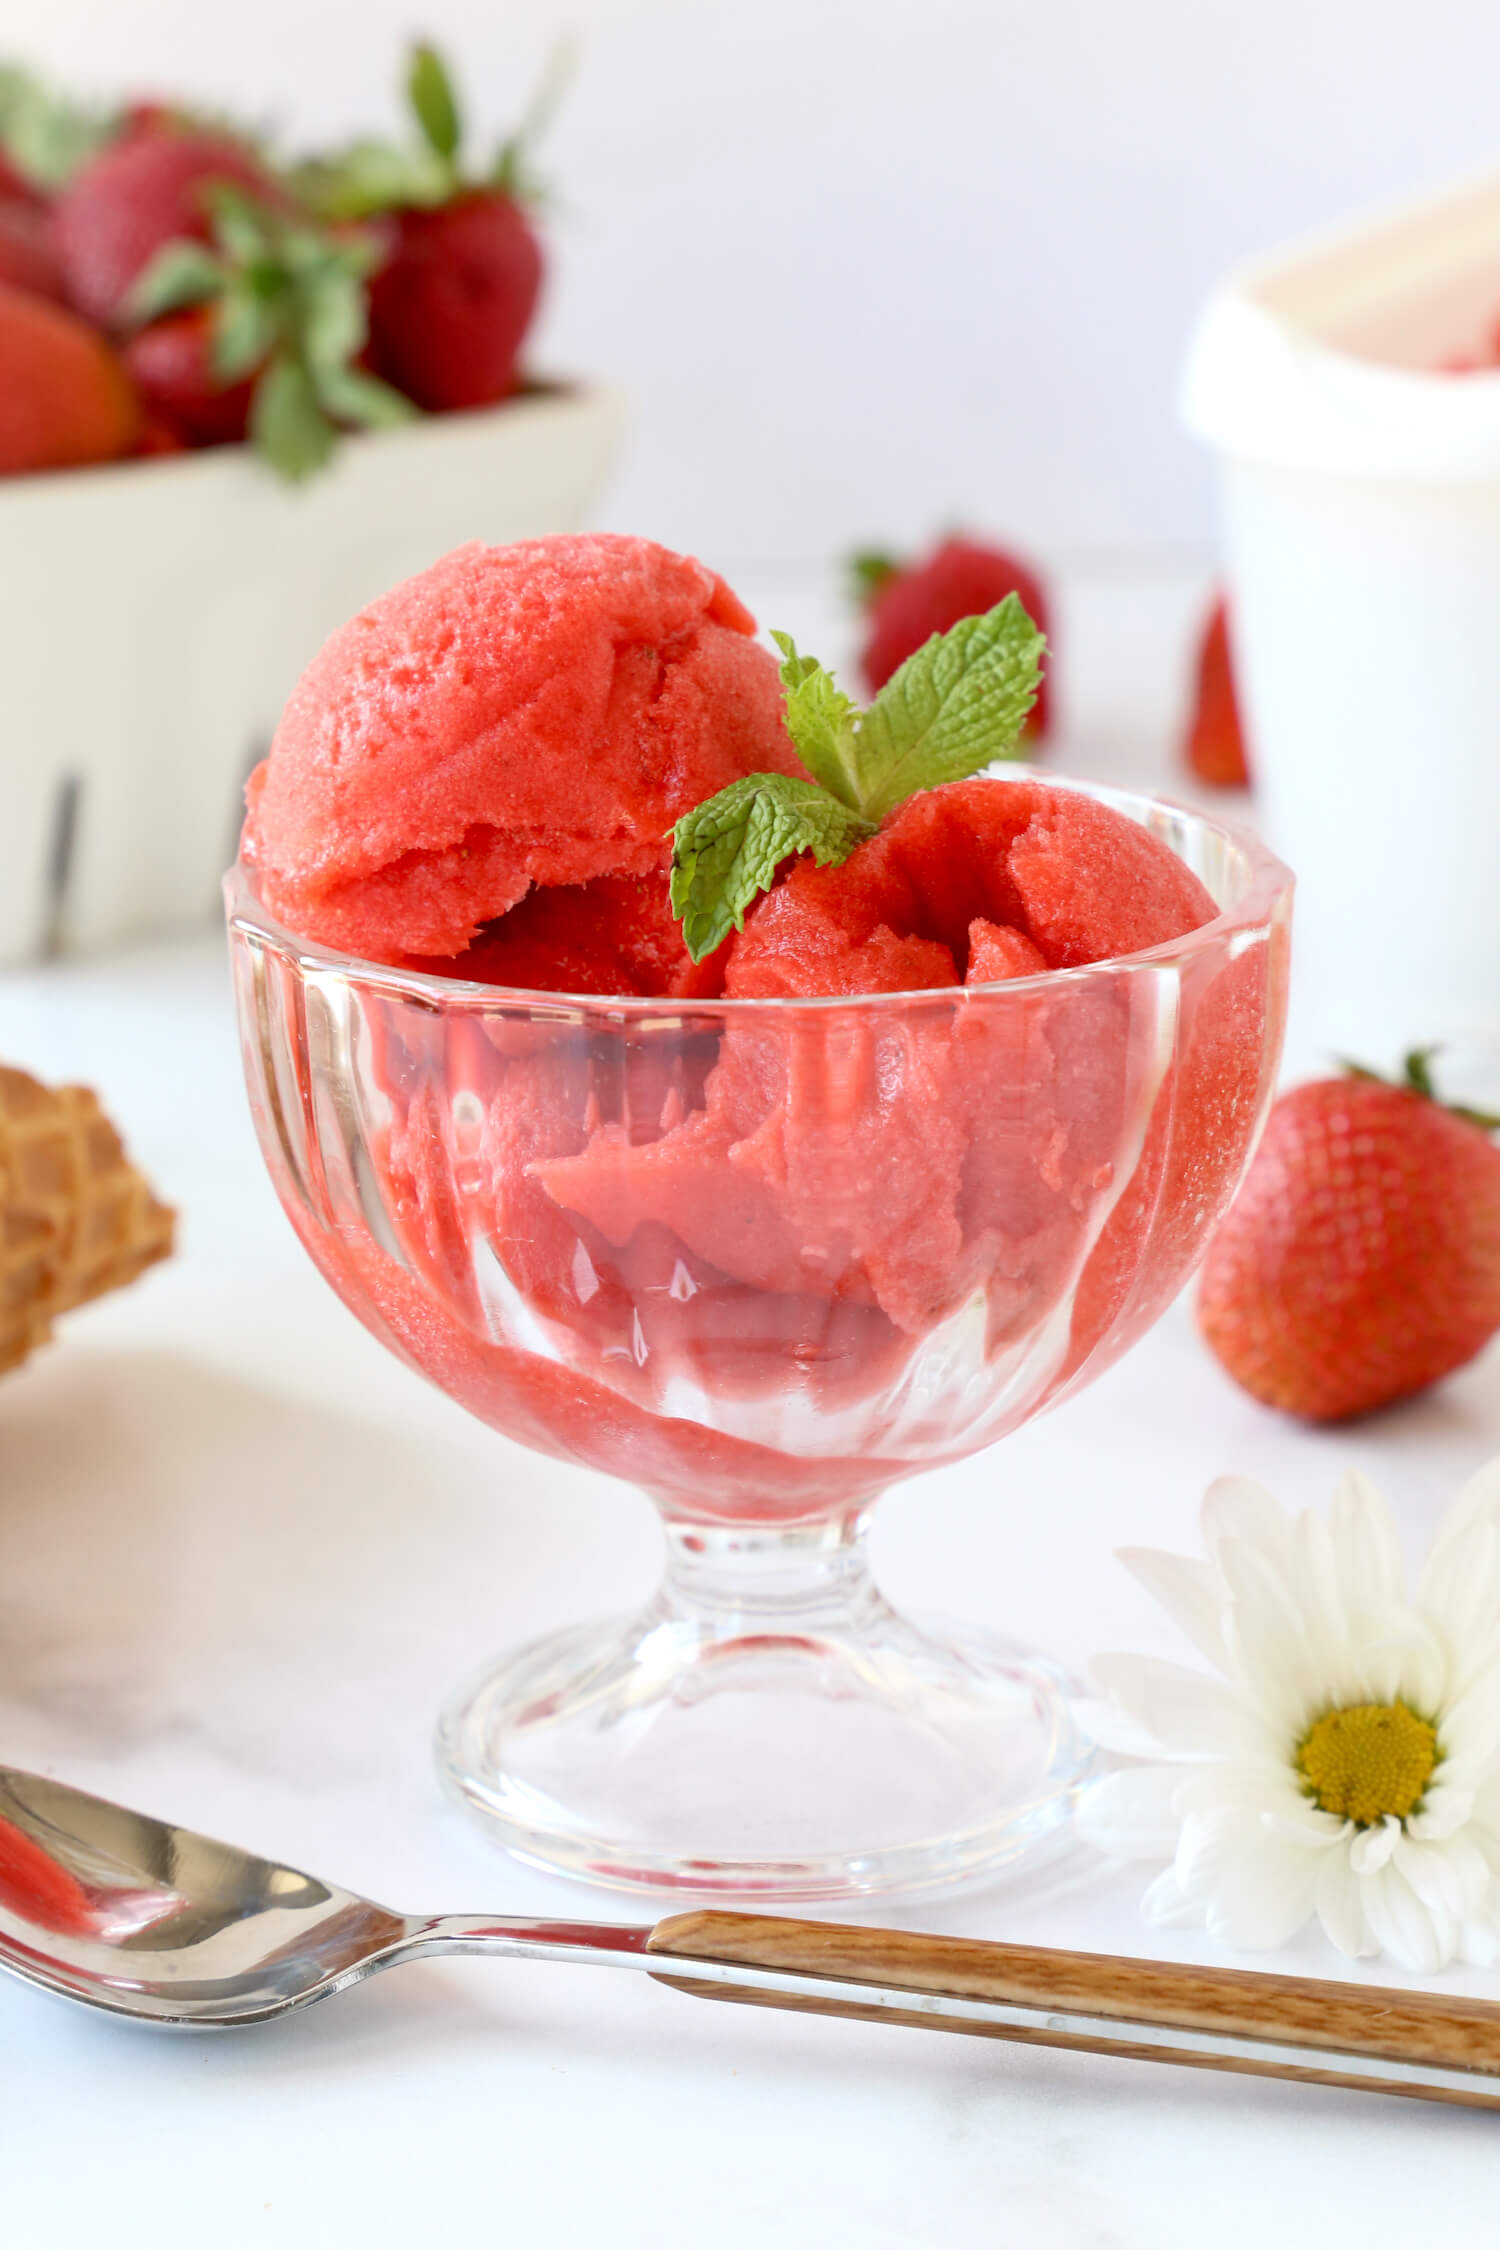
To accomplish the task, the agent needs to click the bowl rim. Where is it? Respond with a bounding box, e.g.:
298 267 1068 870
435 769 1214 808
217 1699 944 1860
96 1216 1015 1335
224 771 1294 1020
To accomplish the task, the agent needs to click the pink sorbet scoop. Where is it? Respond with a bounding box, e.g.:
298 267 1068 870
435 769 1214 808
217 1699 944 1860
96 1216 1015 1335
241 534 805 962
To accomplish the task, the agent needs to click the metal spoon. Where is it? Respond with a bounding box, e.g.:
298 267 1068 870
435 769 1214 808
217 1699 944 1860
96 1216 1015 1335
5 1761 1500 2109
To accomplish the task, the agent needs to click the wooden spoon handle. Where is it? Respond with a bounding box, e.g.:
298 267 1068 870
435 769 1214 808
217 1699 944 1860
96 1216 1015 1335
646 1911 1500 2109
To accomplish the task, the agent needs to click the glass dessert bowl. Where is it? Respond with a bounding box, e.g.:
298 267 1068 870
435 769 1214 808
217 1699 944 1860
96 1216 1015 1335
227 776 1291 1902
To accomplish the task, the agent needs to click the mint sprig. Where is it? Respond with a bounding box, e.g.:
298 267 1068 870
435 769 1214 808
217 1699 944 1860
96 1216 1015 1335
668 595 1044 960
126 185 416 482
669 775 875 962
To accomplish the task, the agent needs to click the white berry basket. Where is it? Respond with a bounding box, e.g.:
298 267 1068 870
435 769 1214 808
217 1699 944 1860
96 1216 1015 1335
1181 170 1500 1064
0 380 625 964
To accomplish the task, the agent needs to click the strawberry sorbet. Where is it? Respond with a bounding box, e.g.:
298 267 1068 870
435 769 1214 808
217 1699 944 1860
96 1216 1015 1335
243 534 804 963
238 537 1281 1518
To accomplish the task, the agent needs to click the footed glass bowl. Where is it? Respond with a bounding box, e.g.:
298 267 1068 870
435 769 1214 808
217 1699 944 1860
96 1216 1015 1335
227 778 1291 1901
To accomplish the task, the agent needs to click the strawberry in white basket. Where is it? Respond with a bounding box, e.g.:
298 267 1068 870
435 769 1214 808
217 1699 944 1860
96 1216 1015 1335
298 42 553 413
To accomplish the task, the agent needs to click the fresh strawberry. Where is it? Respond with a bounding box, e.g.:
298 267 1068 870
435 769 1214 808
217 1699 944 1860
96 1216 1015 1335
51 127 277 328
131 407 189 456
0 281 140 472
1184 592 1250 787
0 151 39 204
302 43 551 414
368 191 540 410
855 536 1051 735
124 187 412 476
0 199 63 299
1198 1051 1500 1421
122 302 254 445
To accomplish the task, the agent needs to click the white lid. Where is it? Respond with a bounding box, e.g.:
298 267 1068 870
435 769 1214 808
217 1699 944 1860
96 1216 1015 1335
1181 166 1500 478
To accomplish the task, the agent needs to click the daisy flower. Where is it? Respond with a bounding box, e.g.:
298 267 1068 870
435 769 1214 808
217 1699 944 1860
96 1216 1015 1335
1076 1459 1500 1974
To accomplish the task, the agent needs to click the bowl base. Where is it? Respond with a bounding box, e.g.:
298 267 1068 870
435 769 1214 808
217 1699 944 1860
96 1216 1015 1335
435 1590 1097 1904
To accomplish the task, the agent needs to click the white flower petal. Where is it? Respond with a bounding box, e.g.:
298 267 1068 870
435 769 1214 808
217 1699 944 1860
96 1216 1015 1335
1173 1812 1320 1950
1089 1653 1270 1759
1428 1452 1500 1560
1406 1784 1475 1842
1216 1534 1326 1725
1200 1475 1291 1569
1315 1842 1377 1959
1349 1818 1400 1875
1327 1467 1405 1613
1461 1916 1500 1968
1262 1799 1350 1846
1140 1864 1201 1929
1070 1698 1165 1759
1360 1861 1459 1973
1116 1545 1229 1670
1394 1829 1492 1916
1074 1766 1183 1862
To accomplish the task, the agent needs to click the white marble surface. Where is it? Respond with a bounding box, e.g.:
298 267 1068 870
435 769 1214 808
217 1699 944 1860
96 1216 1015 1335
5 573 1500 2247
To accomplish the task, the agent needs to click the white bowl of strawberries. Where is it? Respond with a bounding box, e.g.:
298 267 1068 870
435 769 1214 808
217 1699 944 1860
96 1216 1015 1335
0 48 624 963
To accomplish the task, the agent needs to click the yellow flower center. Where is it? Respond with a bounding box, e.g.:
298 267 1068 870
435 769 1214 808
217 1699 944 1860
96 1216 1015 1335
1297 1700 1438 1826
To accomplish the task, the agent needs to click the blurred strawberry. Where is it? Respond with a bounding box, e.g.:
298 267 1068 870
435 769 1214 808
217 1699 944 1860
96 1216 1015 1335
0 282 140 473
369 193 540 410
122 302 254 446
123 184 413 478
131 408 189 456
52 128 277 328
1184 592 1250 787
0 64 117 200
0 151 39 204
300 42 554 413
854 536 1052 735
1199 1051 1500 1421
0 201 63 299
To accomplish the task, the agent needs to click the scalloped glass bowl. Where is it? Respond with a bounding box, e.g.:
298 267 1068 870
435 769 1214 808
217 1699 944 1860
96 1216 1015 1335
227 777 1292 1901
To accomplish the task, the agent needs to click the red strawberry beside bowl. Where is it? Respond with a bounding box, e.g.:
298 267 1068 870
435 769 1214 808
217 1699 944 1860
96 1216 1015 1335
1199 1051 1500 1420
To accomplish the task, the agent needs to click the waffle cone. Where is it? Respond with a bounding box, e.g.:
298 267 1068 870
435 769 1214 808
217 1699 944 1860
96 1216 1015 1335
0 1064 174 1376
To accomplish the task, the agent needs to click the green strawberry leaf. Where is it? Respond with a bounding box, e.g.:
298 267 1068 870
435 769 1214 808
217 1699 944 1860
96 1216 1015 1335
850 549 900 606
212 284 276 381
200 181 276 264
250 355 336 482
124 240 227 327
669 773 875 962
408 42 462 165
852 594 1044 822
292 139 449 221
491 35 575 204
297 262 368 383
769 632 863 812
314 364 418 429
0 64 117 190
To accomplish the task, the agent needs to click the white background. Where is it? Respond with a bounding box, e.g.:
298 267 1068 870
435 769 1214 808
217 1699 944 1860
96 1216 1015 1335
9 0 1500 576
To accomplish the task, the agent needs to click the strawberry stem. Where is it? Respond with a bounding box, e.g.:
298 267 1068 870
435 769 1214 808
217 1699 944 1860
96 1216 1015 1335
1340 1047 1500 1133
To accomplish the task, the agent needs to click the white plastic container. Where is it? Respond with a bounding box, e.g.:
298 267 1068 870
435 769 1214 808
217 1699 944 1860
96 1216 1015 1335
1182 171 1500 1066
0 382 625 964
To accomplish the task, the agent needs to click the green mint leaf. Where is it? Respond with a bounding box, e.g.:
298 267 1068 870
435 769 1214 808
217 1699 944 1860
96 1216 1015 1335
211 284 275 381
250 355 336 483
851 594 1045 822
669 773 874 961
850 549 900 606
769 631 863 812
408 42 462 165
124 240 226 327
